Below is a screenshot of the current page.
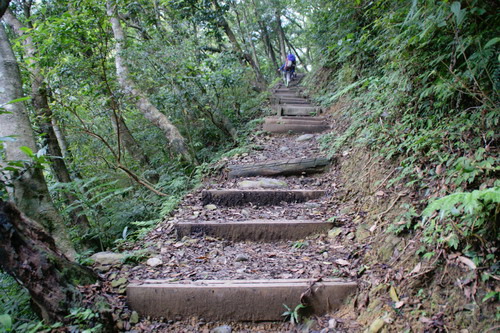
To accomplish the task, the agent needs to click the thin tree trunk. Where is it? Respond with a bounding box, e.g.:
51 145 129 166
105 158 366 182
101 65 152 169
107 2 193 164
4 9 91 229
240 5 262 75
0 0 10 18
113 111 152 167
275 10 287 60
0 24 76 259
211 0 266 90
258 20 279 70
0 201 112 327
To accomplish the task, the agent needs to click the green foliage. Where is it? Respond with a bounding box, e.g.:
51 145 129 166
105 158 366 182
282 303 307 325
305 0 499 270
65 308 103 333
0 273 40 333
421 187 499 250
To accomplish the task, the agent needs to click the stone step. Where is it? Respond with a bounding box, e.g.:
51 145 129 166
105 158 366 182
175 219 332 241
263 117 328 134
273 88 300 93
278 98 311 105
201 189 326 206
266 116 328 122
127 279 357 321
273 93 301 98
227 156 330 178
277 105 322 116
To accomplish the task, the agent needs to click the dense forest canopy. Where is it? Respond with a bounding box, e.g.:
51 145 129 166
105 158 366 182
0 0 498 331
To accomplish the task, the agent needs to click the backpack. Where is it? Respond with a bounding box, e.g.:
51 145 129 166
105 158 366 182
287 54 296 62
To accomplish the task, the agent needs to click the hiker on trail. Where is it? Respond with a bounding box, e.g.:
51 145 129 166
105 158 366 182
279 54 297 77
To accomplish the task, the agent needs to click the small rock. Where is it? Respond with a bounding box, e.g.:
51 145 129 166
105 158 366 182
146 257 163 267
355 224 371 241
95 265 111 272
296 134 314 142
279 146 290 152
204 204 217 211
304 202 321 208
329 318 337 328
129 311 139 324
211 325 232 333
346 232 355 240
235 254 249 262
90 251 126 266
328 228 342 238
241 209 250 217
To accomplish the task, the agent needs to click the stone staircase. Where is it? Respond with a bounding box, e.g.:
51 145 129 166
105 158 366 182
126 78 356 324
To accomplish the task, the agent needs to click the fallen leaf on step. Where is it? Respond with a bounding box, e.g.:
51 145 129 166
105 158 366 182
375 191 385 197
394 301 405 309
458 256 476 270
335 259 350 266
409 262 421 275
368 318 385 333
389 285 399 302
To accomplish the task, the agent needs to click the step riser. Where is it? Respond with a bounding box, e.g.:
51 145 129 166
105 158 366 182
281 109 319 116
227 157 330 178
263 123 328 134
274 94 301 98
266 116 327 122
201 190 326 206
127 280 357 321
279 100 311 105
176 221 332 241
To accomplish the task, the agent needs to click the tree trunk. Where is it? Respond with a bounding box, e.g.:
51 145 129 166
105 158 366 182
211 0 266 90
0 201 104 324
275 10 287 60
105 83 152 168
4 10 91 230
0 24 76 259
258 20 279 70
241 5 262 75
106 2 194 164
250 0 279 70
112 112 153 167
0 0 10 18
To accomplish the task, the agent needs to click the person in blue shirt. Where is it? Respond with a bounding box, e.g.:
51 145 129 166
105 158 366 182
279 54 297 77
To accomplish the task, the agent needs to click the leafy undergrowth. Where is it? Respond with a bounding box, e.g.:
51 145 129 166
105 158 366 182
318 100 499 332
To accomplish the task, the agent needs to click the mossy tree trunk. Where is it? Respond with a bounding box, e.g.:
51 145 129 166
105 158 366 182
4 9 91 230
0 201 98 322
0 24 76 259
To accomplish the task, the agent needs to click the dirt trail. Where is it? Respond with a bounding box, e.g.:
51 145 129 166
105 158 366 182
100 77 362 332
